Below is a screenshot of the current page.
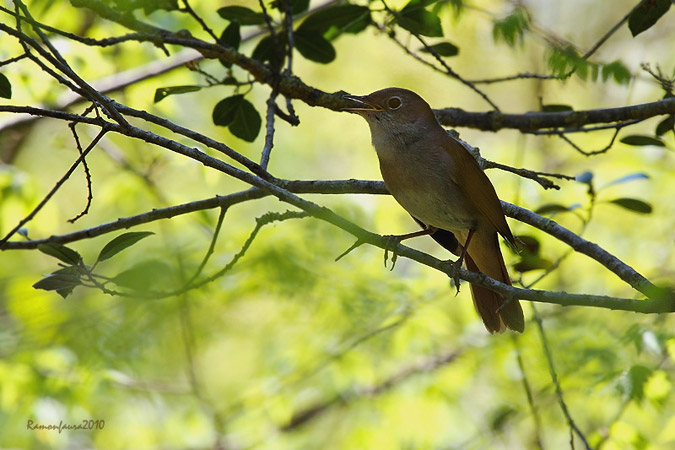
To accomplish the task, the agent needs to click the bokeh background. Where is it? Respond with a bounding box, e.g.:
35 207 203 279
1 0 674 448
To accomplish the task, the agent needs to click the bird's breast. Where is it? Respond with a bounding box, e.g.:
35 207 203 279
375 141 478 232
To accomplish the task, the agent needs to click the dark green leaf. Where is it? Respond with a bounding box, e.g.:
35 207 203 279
109 0 178 14
298 5 371 37
608 198 653 214
575 171 594 184
294 29 336 64
38 243 82 265
0 73 11 99
541 104 573 112
514 235 540 255
217 6 265 25
112 259 172 291
220 21 241 50
628 0 671 37
534 203 571 216
228 98 262 142
655 115 675 136
33 268 81 298
513 255 552 273
272 0 310 14
154 85 202 103
252 35 274 63
213 95 244 127
396 0 443 37
97 231 155 263
620 135 666 147
420 42 459 57
213 95 262 141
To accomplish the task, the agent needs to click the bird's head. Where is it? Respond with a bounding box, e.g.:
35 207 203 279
342 87 438 132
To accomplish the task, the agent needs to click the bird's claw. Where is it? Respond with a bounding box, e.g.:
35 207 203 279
383 235 402 270
446 258 463 295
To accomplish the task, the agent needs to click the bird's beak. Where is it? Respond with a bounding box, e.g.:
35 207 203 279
341 94 382 113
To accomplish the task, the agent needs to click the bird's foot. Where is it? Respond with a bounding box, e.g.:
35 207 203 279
383 235 403 270
445 257 464 295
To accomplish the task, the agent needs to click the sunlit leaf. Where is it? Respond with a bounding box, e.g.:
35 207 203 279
154 85 202 103
97 231 155 263
601 61 632 85
623 365 652 402
38 243 82 265
608 198 653 214
112 259 172 291
492 6 530 46
0 73 11 99
420 42 459 57
217 6 265 25
620 135 665 147
628 0 671 37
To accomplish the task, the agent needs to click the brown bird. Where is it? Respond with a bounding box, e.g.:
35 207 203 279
343 87 524 333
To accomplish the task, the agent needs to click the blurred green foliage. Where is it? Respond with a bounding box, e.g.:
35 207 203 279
1 0 674 449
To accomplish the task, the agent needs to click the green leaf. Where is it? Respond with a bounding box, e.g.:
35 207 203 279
298 5 371 37
620 135 666 147
229 97 262 142
541 104 573 112
601 61 632 85
396 0 443 37
623 365 653 402
38 243 82 265
655 115 675 136
0 73 11 99
608 198 653 214
628 0 672 37
97 231 155 263
213 95 262 142
492 6 530 47
217 6 265 25
213 95 243 127
272 0 310 14
33 267 81 298
513 255 552 273
154 85 202 103
251 35 285 66
420 42 459 57
220 21 241 50
112 259 172 291
514 235 541 255
534 203 571 216
294 29 336 64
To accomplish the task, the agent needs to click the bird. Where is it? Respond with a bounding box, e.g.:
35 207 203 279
343 87 524 333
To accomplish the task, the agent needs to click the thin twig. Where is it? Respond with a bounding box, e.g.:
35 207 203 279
532 304 592 450
0 128 107 244
67 120 94 223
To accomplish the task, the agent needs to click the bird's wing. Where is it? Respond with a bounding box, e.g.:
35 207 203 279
443 136 516 246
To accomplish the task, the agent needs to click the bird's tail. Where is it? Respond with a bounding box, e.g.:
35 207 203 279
465 230 524 333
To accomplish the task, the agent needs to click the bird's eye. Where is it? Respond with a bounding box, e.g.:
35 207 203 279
387 96 402 110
